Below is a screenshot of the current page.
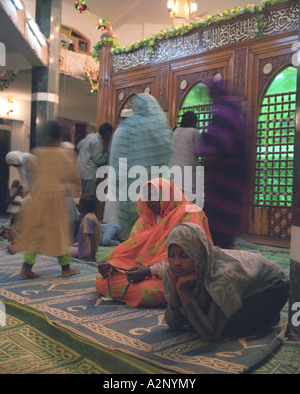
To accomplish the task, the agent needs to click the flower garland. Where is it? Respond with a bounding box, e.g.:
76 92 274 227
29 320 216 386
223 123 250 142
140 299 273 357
85 56 99 94
97 19 111 31
0 72 17 91
92 37 120 61
90 0 292 59
85 70 98 93
74 1 113 89
74 0 88 13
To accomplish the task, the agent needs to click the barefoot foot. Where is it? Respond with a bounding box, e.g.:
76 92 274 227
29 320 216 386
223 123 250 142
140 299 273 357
20 263 40 279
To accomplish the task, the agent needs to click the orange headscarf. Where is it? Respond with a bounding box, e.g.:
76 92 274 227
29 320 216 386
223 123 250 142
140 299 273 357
106 178 213 271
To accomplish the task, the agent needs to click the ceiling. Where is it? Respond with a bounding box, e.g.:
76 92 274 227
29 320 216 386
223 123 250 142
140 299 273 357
75 0 254 25
82 0 174 30
61 0 252 31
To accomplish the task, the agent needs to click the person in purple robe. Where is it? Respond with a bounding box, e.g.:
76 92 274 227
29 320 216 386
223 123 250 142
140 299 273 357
199 78 249 249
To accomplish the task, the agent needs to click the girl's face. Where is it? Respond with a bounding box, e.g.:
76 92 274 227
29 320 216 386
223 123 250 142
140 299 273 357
168 244 195 277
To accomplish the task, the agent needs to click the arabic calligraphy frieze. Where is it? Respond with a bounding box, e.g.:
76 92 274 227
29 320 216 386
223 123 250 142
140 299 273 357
202 17 257 51
112 33 202 72
203 4 299 51
112 47 151 72
153 32 202 63
112 3 299 72
263 3 299 36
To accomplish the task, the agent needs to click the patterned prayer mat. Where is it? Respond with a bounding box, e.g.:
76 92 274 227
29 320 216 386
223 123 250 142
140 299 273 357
0 299 165 374
0 246 290 374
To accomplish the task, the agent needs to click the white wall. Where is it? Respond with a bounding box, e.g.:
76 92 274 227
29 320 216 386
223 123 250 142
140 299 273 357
0 99 31 153
115 24 172 47
22 0 174 47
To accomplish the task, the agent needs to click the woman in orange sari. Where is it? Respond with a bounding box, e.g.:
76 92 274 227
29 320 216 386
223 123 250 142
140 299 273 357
96 178 213 307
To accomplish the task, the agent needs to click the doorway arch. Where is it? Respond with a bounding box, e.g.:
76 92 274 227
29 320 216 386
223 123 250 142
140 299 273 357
253 66 296 239
176 81 212 131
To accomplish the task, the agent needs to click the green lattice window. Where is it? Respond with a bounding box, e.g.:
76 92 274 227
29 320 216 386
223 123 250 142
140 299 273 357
177 82 213 130
254 67 296 207
178 82 213 168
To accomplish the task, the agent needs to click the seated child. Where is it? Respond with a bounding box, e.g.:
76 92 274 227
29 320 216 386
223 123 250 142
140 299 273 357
0 213 20 255
100 222 121 246
0 185 23 242
70 194 101 262
6 184 23 217
5 179 23 218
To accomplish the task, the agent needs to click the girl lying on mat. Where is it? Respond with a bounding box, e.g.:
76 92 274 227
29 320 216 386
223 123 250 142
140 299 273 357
96 178 213 307
162 222 289 342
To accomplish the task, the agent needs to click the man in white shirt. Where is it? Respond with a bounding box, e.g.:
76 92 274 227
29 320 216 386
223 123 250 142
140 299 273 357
76 123 113 196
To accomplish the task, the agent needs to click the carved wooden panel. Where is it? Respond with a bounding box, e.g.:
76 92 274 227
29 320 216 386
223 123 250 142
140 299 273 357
115 82 153 118
269 207 292 238
232 48 248 98
157 66 169 111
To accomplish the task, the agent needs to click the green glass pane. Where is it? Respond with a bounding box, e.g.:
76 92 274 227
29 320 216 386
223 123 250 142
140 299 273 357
182 83 211 107
268 68 297 93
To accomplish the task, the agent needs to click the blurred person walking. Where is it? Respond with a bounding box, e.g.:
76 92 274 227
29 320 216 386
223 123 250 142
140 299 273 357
15 120 80 278
200 78 248 249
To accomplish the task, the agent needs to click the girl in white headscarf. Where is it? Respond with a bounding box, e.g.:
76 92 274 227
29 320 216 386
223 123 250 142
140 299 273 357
164 223 289 342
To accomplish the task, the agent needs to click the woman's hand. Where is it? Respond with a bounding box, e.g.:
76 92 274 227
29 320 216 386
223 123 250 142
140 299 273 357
167 266 178 290
98 261 114 278
176 273 197 306
125 266 151 284
176 273 197 292
167 266 182 311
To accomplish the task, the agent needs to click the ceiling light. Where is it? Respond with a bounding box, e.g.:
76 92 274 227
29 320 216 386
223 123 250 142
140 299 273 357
190 1 197 15
167 1 198 19
167 1 175 11
7 98 15 116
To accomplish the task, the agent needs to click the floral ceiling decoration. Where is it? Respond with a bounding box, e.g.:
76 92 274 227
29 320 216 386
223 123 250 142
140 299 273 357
74 1 112 90
73 1 112 31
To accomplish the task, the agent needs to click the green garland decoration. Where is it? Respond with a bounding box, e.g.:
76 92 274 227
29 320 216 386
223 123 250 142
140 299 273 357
92 37 120 61
0 73 17 91
92 0 294 60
